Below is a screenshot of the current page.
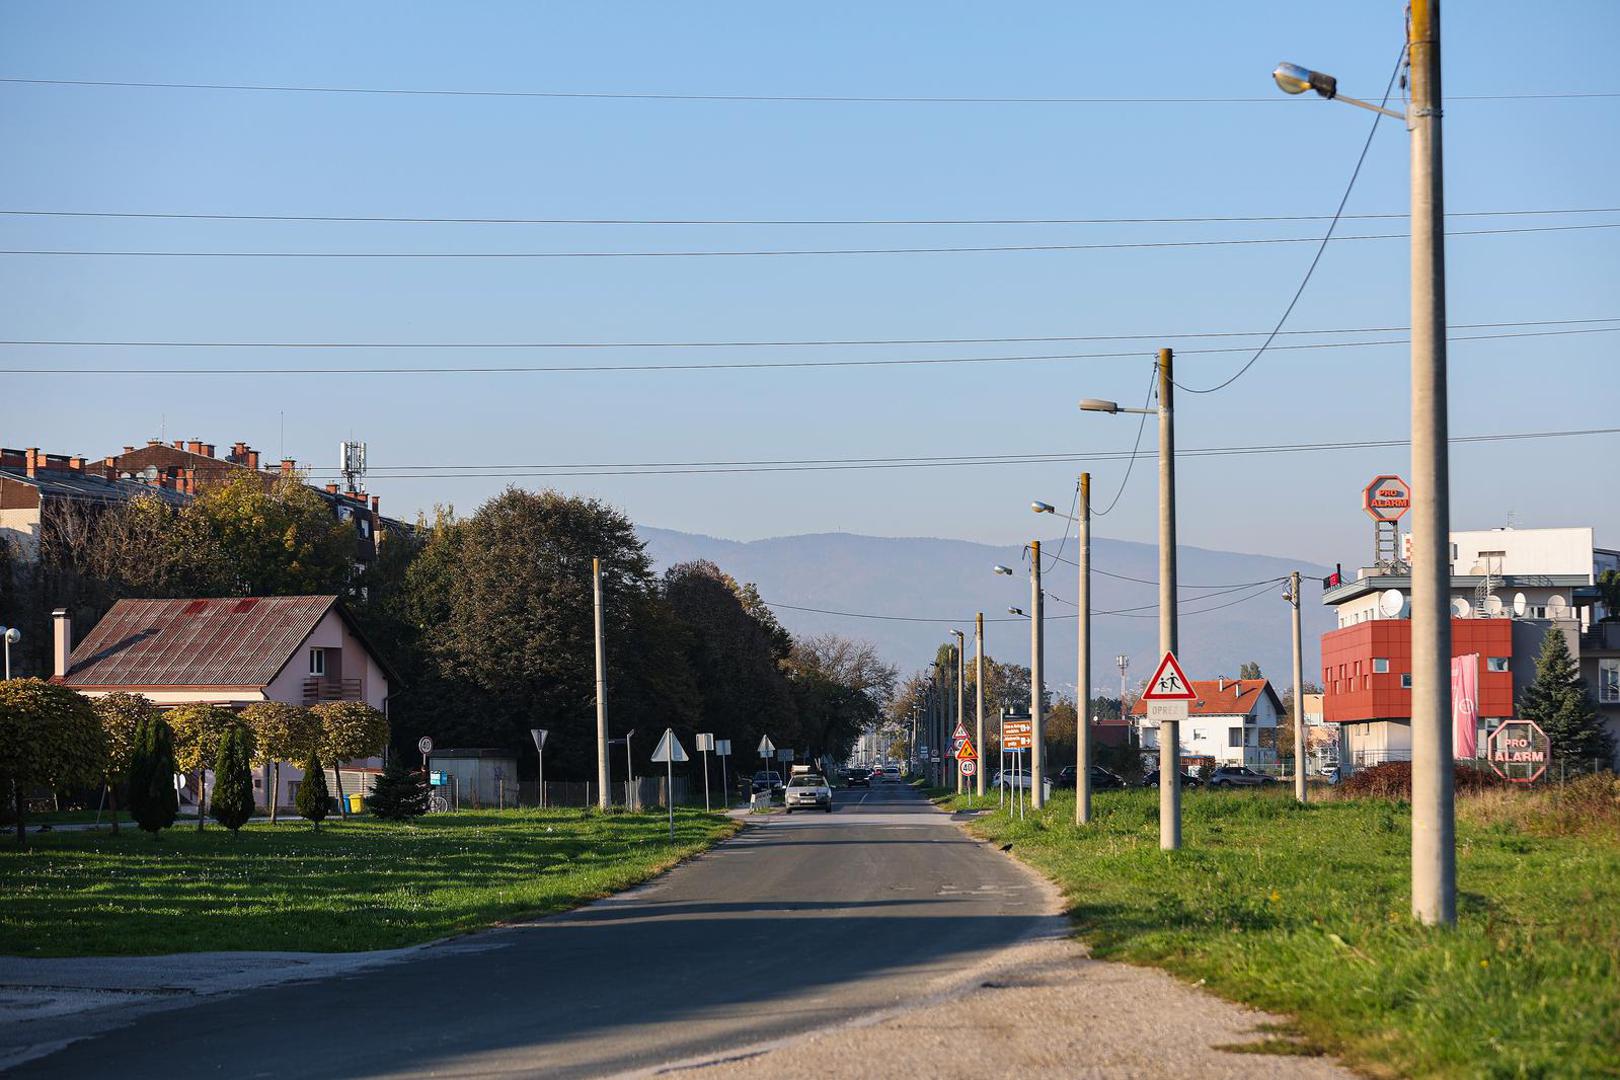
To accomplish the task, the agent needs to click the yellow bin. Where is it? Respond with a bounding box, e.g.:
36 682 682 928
348 793 365 814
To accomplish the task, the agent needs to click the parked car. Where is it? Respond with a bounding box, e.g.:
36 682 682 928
1140 768 1203 789
784 773 832 813
1053 765 1129 790
990 769 1032 789
749 770 785 795
846 768 871 789
1207 765 1277 788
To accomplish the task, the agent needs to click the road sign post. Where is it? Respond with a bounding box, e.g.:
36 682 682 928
651 728 689 841
695 733 715 811
417 735 433 773
715 738 732 809
1141 650 1198 846
529 729 548 809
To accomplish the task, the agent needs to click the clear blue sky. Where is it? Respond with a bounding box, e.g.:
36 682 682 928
3 1 1617 569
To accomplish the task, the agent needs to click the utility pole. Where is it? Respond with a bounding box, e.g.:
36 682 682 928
1289 571 1307 803
1077 473 1093 825
974 613 986 799
1408 0 1456 926
1030 539 1045 810
952 630 966 795
593 557 609 811
1157 349 1180 850
1116 653 1130 744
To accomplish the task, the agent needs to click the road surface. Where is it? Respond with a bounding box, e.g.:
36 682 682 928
11 783 1055 1078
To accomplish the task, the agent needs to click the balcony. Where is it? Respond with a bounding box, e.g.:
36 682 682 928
1581 622 1620 655
303 677 363 705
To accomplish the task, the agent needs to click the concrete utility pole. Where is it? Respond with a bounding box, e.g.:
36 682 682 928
593 556 609 811
1157 349 1181 851
1030 539 1046 810
952 630 966 794
1289 570 1307 804
1076 473 1093 825
974 613 986 798
1408 0 1456 926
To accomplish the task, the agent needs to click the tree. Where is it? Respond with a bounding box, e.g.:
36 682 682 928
181 472 357 597
1519 629 1614 765
168 703 233 831
241 701 319 824
0 680 106 846
92 692 157 833
1239 661 1264 680
127 710 179 834
1599 568 1620 623
786 634 896 762
296 751 330 831
1277 681 1325 764
312 701 389 818
367 755 429 821
209 724 256 834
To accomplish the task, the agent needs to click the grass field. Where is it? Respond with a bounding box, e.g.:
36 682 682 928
1 808 738 957
944 781 1620 1079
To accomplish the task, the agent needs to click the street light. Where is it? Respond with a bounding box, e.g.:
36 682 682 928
1276 4 1455 929
1272 62 1406 119
993 564 1014 576
1007 606 1025 618
1 626 18 680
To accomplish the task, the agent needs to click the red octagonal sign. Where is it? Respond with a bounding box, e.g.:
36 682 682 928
1362 474 1412 522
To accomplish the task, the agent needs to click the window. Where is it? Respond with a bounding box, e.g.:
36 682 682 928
1601 659 1620 705
1372 658 1390 674
1486 657 1509 672
1228 728 1244 748
1401 674 1413 689
308 648 326 677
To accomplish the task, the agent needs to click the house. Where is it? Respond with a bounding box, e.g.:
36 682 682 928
50 596 398 808
1131 678 1284 768
1 446 187 560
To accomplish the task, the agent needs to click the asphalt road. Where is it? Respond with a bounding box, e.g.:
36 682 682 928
17 783 1053 1078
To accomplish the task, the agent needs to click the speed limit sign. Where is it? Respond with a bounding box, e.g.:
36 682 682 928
960 759 977 777
417 736 433 756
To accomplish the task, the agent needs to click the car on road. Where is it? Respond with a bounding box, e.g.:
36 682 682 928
846 767 871 788
881 765 901 783
1207 765 1277 788
749 771 785 796
1053 765 1129 790
1140 768 1203 789
784 773 832 813
990 769 1032 789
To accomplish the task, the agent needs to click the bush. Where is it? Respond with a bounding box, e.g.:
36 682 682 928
296 752 331 831
1338 760 1505 800
127 712 180 834
209 725 256 834
367 756 429 821
0 679 106 845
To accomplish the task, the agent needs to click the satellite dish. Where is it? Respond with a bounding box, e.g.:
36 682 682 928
1483 595 1504 617
1547 594 1568 617
1379 589 1407 618
1512 593 1528 617
1468 562 1485 576
1452 598 1473 619
141 465 159 482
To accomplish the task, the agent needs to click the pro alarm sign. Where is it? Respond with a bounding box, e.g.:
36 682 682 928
1362 475 1412 522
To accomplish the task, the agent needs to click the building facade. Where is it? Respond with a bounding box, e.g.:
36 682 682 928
1132 678 1283 768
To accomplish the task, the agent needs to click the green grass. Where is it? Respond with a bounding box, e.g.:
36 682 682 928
943 786 1620 1080
1 808 738 957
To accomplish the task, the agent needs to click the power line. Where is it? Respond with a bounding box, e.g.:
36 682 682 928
2 206 1614 227
1089 366 1157 518
3 315 1613 350
9 324 1618 376
282 427 1620 479
3 221 1615 259
4 75 1616 104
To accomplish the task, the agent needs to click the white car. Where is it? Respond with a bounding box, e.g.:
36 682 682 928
784 773 832 813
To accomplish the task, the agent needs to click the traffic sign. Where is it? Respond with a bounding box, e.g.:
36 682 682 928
956 736 978 762
651 728 689 764
695 733 715 752
528 729 547 751
1144 700 1188 726
1362 474 1412 522
417 736 434 756
1003 718 1033 750
960 759 977 777
951 720 970 742
715 739 732 757
758 735 775 758
1142 651 1197 701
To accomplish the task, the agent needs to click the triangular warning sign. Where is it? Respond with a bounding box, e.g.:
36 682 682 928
652 728 689 763
956 736 978 762
951 720 970 742
1141 650 1197 701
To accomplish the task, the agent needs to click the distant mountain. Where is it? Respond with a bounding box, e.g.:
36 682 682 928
638 526 1334 699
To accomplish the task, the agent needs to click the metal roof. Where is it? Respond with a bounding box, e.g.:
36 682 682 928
0 466 188 506
60 596 338 689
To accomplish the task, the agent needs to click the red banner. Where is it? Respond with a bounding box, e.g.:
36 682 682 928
1451 653 1480 758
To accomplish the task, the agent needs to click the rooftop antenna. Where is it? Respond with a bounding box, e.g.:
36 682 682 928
340 440 367 494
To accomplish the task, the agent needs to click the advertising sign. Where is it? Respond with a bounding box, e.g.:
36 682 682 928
1451 654 1480 759
1487 719 1549 783
1002 718 1033 750
1362 475 1412 522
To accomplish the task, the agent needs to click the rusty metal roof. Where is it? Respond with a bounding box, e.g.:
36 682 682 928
60 596 338 688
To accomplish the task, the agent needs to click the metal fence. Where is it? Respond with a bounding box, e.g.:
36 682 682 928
427 774 739 812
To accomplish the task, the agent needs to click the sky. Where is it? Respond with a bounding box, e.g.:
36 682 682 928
3 1 1618 573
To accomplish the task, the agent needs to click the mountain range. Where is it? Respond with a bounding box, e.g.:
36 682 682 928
638 526 1335 700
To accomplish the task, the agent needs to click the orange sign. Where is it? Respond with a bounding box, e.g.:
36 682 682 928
956 737 978 762
1362 474 1412 522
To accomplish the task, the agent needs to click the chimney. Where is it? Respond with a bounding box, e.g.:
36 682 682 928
202 443 215 458
187 439 204 455
280 457 296 478
68 456 85 472
146 438 162 447
52 608 72 679
180 466 195 495
370 495 380 514
325 483 339 495
123 445 136 454
1218 677 1226 693
246 450 260 470
230 441 247 463
25 447 40 478
172 439 184 450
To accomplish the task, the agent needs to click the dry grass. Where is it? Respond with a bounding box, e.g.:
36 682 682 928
1456 773 1620 838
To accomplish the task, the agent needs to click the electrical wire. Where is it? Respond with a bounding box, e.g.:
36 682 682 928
1088 366 1158 518
1176 44 1405 394
4 75 1615 104
4 222 1615 259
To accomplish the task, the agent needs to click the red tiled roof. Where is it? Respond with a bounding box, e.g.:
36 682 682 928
59 596 337 689
1130 678 1281 718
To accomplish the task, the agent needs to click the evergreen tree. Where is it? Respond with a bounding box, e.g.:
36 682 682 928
367 755 429 821
209 725 256 834
296 752 331 831
1518 629 1614 765
127 712 179 835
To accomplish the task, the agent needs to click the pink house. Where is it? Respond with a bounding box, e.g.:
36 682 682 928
52 596 397 808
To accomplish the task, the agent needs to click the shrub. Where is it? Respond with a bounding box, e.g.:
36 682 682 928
209 724 256 834
296 752 331 831
0 679 106 845
127 711 179 834
367 756 429 821
1338 760 1506 800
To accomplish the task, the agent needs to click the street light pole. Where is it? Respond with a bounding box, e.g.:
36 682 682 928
1407 0 1456 927
1030 540 1045 810
593 557 610 811
1077 473 1093 825
1288 571 1307 804
975 612 986 799
1157 349 1181 850
952 630 965 795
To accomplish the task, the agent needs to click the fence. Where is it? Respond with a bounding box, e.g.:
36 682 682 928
426 774 737 812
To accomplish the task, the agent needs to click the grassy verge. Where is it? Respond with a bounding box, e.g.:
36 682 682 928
2 807 738 957
942 782 1619 1079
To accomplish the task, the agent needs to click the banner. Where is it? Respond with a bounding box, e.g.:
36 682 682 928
1451 654 1480 758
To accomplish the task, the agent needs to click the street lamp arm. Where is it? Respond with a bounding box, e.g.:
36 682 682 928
1336 93 1407 121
